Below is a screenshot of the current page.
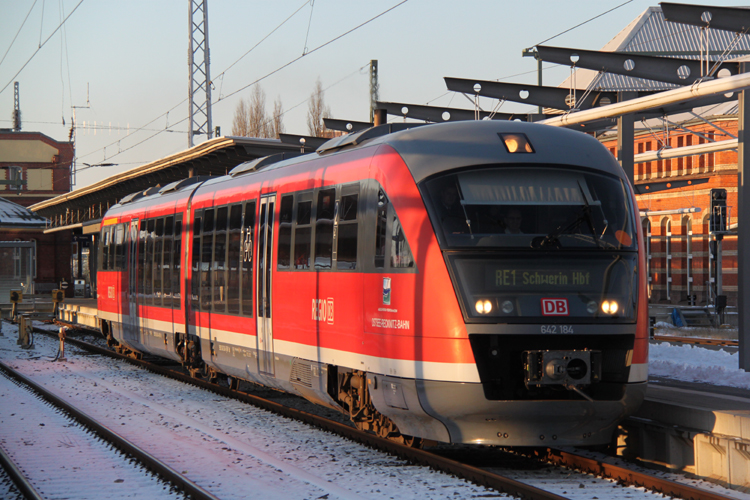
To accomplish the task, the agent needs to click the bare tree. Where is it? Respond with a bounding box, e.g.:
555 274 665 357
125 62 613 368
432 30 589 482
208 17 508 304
231 98 251 137
306 77 334 138
231 85 274 138
271 96 285 139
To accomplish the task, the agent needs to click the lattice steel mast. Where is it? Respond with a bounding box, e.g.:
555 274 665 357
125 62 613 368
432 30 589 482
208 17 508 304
188 0 212 147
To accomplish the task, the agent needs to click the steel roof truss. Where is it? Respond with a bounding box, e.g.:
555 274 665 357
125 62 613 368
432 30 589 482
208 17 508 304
444 77 623 111
661 2 750 34
536 45 739 86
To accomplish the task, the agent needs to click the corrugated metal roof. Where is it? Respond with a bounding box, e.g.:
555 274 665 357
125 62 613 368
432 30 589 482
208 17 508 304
561 6 750 92
0 197 47 228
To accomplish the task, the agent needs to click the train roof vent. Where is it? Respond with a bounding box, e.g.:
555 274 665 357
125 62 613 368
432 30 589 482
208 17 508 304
158 176 209 195
316 122 427 155
119 186 161 205
229 152 304 177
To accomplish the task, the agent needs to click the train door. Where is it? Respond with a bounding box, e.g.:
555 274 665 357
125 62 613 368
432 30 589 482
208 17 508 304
256 194 275 375
127 219 139 339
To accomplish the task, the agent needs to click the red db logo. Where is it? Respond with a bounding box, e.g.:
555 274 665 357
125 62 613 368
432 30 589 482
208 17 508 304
541 298 569 316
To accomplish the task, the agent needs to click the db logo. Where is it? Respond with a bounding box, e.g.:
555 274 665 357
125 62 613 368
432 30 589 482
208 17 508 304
541 298 569 316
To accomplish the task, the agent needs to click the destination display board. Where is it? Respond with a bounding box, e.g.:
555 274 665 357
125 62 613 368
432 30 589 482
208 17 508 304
486 267 599 291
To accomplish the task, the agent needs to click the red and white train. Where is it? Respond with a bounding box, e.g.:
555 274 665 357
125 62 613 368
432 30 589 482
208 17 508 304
97 120 648 447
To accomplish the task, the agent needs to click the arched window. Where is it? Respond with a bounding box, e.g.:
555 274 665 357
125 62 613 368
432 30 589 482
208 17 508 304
682 216 693 303
642 217 652 298
661 217 672 301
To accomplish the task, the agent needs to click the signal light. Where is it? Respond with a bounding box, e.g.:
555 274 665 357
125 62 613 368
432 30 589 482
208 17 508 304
710 188 727 232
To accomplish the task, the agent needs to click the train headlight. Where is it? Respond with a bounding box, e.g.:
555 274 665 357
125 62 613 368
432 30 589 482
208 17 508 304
475 299 493 314
587 301 598 314
601 300 619 315
501 300 514 314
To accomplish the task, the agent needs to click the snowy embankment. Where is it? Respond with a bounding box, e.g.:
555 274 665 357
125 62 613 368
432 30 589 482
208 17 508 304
650 324 750 389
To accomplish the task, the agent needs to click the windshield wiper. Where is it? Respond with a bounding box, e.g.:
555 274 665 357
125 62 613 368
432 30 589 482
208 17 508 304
531 182 604 250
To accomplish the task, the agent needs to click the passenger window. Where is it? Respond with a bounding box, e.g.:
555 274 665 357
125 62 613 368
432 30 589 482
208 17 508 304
227 205 242 314
315 188 335 269
153 218 164 306
100 227 110 271
390 216 414 268
145 219 155 301
241 202 255 316
138 220 147 298
108 225 117 271
173 217 182 309
115 224 126 271
214 206 228 313
337 192 358 270
277 195 293 269
294 198 312 269
191 214 201 311
374 189 387 268
163 216 173 306
201 209 214 311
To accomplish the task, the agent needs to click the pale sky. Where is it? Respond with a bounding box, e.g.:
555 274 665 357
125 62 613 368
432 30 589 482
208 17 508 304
0 0 740 188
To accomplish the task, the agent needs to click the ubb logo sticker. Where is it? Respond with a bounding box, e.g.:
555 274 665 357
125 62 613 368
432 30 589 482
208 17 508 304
312 298 334 325
541 298 569 316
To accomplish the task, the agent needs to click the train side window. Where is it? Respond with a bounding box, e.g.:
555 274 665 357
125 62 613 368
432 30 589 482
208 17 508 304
114 224 126 271
138 220 147 299
277 195 293 270
294 196 312 269
153 218 165 307
241 201 255 316
214 206 228 313
315 188 335 269
201 208 215 311
173 216 182 309
336 191 359 270
227 205 242 314
390 215 414 268
374 189 387 268
145 219 155 302
191 213 202 311
163 216 174 306
100 226 110 271
108 225 117 271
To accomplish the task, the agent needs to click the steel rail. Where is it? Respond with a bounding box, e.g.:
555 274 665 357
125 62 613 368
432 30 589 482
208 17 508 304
533 448 736 500
0 359 220 500
0 442 43 500
48 327 738 499
653 335 738 347
46 330 568 500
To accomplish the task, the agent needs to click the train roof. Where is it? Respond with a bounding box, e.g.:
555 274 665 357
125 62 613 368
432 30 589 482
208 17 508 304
109 121 623 214
365 120 624 184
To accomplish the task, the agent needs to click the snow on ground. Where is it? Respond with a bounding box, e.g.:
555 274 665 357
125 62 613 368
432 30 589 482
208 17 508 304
0 322 503 500
650 325 750 389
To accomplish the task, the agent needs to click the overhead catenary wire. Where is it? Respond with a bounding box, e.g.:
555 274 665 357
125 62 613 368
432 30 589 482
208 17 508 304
0 0 39 69
0 0 84 96
78 1 408 164
531 0 633 48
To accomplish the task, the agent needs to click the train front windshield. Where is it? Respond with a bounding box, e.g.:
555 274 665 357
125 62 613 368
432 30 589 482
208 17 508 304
424 167 638 322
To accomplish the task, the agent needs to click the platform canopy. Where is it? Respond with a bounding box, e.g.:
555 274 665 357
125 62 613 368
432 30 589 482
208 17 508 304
29 135 306 233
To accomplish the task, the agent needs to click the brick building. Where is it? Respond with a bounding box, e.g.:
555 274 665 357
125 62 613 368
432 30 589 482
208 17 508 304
0 130 74 295
562 6 748 311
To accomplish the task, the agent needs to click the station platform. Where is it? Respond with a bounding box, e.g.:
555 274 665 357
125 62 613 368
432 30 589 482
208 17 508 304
45 300 750 490
57 298 99 331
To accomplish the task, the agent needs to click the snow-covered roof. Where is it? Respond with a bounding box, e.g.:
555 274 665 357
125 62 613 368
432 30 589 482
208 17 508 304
0 197 47 229
561 6 750 92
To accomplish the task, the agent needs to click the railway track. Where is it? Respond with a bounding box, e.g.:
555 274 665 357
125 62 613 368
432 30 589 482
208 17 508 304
34 323 738 500
0 358 219 500
653 335 738 347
